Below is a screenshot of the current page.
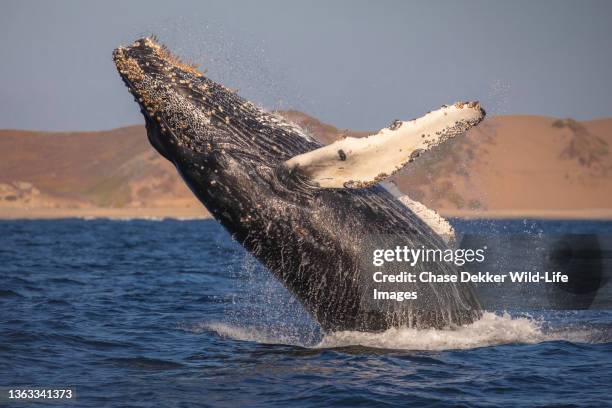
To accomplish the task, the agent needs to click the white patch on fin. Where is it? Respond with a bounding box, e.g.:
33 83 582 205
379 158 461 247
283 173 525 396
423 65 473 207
284 102 485 188
382 181 456 247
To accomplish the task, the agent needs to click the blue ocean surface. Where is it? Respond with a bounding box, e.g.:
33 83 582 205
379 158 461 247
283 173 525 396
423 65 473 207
1 218 611 407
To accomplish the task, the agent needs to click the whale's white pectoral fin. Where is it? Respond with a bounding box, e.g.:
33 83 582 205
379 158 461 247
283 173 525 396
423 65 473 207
284 102 485 188
381 182 456 247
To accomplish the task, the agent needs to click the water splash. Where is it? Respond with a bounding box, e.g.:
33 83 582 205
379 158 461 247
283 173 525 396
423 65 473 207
318 312 544 350
196 312 606 351
487 79 511 117
189 321 308 346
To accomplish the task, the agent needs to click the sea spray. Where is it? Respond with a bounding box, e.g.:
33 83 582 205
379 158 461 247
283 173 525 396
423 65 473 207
194 311 604 351
223 251 321 346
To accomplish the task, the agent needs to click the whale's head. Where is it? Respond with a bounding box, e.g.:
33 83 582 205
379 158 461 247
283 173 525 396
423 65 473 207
113 36 316 165
112 37 319 227
113 37 216 163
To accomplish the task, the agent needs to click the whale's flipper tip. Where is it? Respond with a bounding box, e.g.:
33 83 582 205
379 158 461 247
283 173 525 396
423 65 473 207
284 102 485 189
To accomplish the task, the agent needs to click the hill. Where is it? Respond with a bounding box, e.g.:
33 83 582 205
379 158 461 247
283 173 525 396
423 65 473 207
1 112 611 219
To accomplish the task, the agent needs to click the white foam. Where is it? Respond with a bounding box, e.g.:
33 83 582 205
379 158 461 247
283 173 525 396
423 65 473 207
184 321 304 346
194 312 603 351
317 312 545 350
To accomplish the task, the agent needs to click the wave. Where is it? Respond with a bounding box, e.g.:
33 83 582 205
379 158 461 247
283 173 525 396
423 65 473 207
184 321 306 346
100 357 184 370
197 312 605 351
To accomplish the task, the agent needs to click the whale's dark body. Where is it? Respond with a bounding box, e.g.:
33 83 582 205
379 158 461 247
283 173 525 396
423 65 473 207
114 38 481 331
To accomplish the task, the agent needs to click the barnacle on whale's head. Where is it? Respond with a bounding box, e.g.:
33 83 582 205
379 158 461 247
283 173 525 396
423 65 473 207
112 36 223 161
112 37 203 118
113 36 201 80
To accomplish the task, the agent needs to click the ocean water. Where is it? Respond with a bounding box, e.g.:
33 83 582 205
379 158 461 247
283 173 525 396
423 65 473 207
1 218 611 407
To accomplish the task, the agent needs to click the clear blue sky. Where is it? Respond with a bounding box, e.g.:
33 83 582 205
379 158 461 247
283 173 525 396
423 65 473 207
1 0 611 131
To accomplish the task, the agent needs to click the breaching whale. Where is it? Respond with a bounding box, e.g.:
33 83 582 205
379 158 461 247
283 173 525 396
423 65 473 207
113 37 485 331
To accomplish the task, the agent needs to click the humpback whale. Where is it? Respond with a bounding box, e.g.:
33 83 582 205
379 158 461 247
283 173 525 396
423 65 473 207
113 37 485 331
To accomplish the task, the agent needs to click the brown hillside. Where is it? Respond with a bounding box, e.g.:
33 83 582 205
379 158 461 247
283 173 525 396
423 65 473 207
0 126 199 214
393 116 612 217
0 113 611 219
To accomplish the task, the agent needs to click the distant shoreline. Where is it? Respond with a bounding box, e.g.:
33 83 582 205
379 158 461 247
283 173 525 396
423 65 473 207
442 208 612 220
0 207 210 220
1 207 612 221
